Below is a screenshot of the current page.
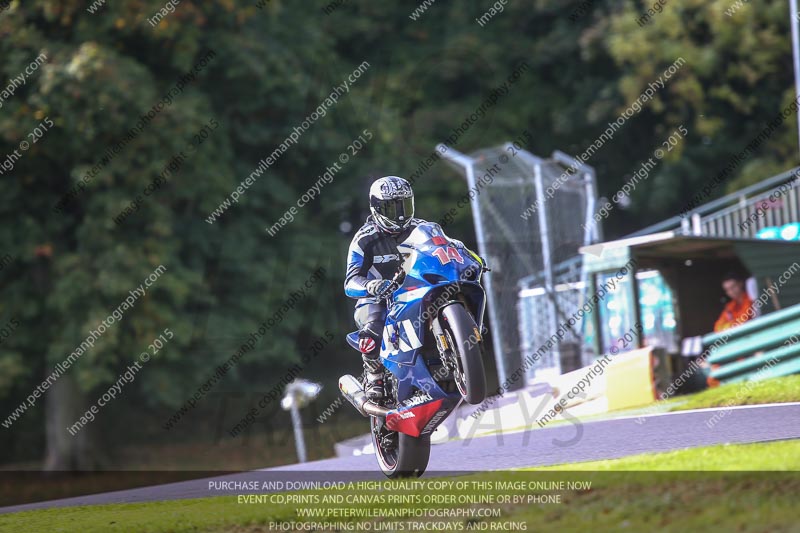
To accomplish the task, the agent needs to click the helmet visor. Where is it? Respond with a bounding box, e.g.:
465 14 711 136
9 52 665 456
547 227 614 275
374 196 414 226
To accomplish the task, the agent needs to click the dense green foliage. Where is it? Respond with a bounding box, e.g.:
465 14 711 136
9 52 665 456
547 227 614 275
0 0 796 466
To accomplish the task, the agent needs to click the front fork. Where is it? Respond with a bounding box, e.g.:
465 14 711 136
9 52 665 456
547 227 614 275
430 303 462 384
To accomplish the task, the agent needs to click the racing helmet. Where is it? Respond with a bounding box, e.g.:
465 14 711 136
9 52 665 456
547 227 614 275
369 176 415 233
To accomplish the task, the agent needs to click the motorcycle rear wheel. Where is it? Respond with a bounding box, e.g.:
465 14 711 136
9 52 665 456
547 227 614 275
371 416 431 478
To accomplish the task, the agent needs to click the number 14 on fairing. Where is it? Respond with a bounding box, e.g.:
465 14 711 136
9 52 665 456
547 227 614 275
432 246 464 265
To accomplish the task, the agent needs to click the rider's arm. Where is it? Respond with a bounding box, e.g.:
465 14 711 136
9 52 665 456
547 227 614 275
344 234 371 299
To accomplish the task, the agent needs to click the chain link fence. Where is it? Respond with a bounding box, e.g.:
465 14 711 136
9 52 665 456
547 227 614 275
440 144 598 388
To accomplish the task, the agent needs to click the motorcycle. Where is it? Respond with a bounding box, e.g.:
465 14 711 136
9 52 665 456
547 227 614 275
339 222 490 478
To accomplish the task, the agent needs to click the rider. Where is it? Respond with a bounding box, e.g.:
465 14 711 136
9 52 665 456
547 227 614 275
344 176 484 401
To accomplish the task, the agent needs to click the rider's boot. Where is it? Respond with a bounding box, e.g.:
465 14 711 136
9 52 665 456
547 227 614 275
361 353 385 402
358 320 385 402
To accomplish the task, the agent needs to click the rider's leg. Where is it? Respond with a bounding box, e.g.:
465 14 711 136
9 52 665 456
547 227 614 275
353 299 387 401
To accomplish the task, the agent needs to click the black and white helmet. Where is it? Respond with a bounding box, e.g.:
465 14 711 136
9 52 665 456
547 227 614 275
369 176 415 233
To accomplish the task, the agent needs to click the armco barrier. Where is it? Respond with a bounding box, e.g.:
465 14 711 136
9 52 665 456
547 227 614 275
705 302 800 383
704 303 800 348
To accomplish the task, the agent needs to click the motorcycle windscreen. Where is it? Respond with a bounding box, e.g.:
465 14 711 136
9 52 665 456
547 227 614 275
398 223 482 285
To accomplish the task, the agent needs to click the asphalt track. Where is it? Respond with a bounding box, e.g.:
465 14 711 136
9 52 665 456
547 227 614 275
2 402 799 514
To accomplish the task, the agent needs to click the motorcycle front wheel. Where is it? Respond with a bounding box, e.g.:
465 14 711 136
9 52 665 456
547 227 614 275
441 302 487 405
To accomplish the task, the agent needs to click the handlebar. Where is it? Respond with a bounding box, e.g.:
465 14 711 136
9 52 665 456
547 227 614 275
391 268 406 285
376 268 406 304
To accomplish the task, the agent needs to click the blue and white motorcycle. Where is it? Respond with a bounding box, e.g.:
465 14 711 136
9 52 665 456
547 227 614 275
339 222 489 478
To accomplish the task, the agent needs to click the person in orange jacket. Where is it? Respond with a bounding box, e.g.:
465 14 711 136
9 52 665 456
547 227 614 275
713 273 753 333
708 273 753 387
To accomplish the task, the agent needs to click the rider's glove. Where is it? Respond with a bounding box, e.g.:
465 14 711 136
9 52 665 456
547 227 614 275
366 279 398 299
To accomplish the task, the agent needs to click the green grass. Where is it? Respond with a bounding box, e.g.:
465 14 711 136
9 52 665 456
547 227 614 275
4 440 798 533
529 439 800 471
666 374 800 412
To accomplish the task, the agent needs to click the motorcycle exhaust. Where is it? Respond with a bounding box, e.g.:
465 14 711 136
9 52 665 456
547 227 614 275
339 374 391 418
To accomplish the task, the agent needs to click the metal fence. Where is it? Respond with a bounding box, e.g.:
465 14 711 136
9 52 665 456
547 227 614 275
439 145 597 387
630 166 800 239
517 256 587 379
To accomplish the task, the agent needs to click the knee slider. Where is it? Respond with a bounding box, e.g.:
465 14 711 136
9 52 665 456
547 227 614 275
358 320 382 355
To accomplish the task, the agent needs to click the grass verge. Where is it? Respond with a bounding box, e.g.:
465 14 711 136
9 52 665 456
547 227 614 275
3 439 798 533
665 374 800 412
